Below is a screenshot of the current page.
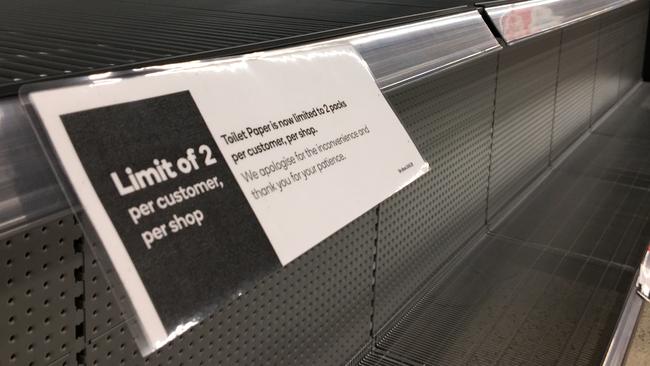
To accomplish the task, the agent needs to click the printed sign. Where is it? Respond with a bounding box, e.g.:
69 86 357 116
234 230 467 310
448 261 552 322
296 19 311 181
26 45 428 353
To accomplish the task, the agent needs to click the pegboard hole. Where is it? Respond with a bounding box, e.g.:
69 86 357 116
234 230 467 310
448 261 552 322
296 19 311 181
4 240 11 247
23 233 30 240
7 297 15 305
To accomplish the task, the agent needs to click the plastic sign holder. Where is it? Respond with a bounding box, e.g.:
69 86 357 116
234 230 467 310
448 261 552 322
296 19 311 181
21 43 428 355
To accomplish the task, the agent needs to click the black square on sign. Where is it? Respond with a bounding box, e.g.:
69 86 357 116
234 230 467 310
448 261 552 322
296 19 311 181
61 91 281 331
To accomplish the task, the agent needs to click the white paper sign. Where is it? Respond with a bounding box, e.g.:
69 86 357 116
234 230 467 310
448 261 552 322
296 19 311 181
27 44 428 352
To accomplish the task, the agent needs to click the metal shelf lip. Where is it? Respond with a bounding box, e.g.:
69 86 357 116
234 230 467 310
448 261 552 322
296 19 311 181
0 9 500 235
0 2 477 98
344 10 501 91
604 270 644 366
484 0 639 45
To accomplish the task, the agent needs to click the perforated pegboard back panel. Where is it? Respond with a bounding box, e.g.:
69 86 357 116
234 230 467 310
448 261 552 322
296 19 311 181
357 83 650 366
550 19 599 161
373 55 498 331
4 6 650 366
631 8 650 82
83 240 128 342
592 8 628 122
49 354 76 366
0 212 83 366
487 32 561 222
618 5 650 97
83 210 376 366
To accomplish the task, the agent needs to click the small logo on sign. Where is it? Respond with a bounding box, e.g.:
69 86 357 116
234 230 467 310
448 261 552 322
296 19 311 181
398 162 414 173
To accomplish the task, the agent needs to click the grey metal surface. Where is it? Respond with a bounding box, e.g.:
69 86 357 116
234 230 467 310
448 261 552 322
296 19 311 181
373 55 498 330
0 10 502 366
0 97 67 233
48 354 76 366
488 32 561 222
603 272 643 366
0 212 83 366
83 241 128 341
1 3 648 366
0 0 479 96
497 83 650 267
562 86 650 192
593 52 623 123
484 0 640 45
358 351 407 366
85 211 377 366
560 135 650 197
591 4 634 123
551 19 598 160
639 251 650 301
349 11 500 90
0 10 500 236
620 303 650 365
617 8 649 97
362 84 650 366
374 234 637 366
